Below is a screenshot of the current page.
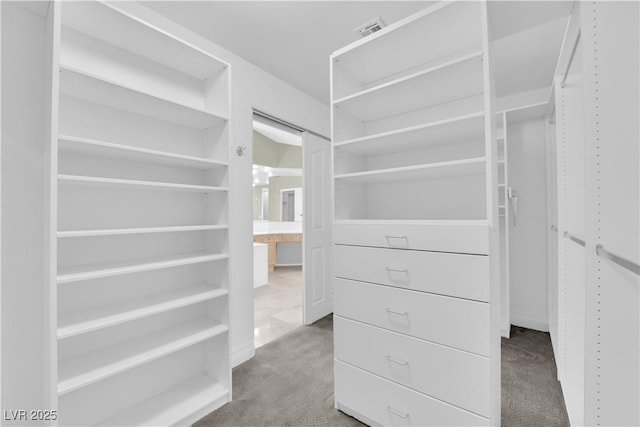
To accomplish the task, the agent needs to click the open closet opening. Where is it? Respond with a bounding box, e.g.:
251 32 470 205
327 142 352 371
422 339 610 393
252 112 304 348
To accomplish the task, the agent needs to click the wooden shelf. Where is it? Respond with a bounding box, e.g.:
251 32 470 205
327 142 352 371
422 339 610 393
95 374 228 427
58 225 228 239
334 51 484 122
332 1 482 87
334 157 485 184
58 285 228 339
334 112 485 155
62 1 227 81
59 66 227 129
58 318 227 396
59 135 228 170
58 174 228 193
57 252 228 284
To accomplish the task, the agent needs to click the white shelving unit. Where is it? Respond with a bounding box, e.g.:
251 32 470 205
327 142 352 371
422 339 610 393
331 2 499 426
497 112 510 337
46 2 231 425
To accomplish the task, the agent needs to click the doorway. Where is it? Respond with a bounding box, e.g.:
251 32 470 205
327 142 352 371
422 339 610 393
252 112 304 348
280 188 302 221
251 111 332 348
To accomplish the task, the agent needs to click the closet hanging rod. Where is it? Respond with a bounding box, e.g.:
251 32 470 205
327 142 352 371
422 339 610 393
253 109 330 141
596 244 640 275
564 231 585 247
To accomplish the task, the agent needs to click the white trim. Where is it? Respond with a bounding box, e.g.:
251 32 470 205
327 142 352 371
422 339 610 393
511 311 549 332
231 343 255 368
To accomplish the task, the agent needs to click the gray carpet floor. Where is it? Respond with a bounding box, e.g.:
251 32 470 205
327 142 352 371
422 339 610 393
195 316 569 427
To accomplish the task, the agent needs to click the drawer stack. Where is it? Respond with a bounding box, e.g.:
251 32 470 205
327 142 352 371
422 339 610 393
333 223 492 426
330 2 500 426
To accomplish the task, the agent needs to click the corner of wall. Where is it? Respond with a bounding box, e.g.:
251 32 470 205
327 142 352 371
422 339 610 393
511 311 549 332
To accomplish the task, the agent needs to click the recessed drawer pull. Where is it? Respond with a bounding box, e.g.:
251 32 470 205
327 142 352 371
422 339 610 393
386 308 408 316
386 406 409 419
386 355 409 366
385 267 407 273
384 235 408 248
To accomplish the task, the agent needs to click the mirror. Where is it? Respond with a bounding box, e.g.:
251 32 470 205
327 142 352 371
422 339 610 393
252 115 303 222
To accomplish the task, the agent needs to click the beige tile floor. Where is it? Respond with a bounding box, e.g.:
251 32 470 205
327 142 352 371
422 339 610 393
254 266 303 348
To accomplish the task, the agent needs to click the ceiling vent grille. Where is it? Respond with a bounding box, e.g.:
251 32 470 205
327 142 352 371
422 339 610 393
354 18 386 38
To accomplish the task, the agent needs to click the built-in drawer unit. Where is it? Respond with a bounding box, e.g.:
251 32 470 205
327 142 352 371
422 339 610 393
334 278 490 356
333 222 489 255
334 316 491 417
334 245 489 302
334 360 490 427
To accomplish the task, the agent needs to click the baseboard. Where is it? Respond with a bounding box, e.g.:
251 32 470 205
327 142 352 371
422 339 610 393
231 342 255 368
511 311 549 332
336 403 378 427
501 317 511 338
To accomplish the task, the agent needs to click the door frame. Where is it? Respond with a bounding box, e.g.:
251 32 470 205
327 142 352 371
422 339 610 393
251 109 332 330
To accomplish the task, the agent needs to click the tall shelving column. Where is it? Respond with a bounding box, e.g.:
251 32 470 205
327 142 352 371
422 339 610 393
497 112 510 337
48 2 231 425
331 2 499 425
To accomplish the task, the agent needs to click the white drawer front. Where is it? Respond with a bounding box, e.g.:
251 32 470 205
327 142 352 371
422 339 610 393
333 222 489 255
334 316 491 417
335 360 490 427
334 245 489 302
334 278 490 356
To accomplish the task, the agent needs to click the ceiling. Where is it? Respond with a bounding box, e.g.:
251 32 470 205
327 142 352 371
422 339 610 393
145 1 574 104
144 1 433 102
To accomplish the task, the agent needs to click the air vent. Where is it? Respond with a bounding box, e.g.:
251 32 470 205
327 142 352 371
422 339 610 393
354 17 386 38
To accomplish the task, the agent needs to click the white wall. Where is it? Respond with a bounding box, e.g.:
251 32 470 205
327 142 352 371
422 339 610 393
507 118 549 331
1 2 48 420
117 2 330 366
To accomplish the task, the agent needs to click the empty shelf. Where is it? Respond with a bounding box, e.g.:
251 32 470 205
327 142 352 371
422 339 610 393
58 224 228 238
57 252 229 284
59 66 227 129
504 102 547 123
63 1 227 81
334 51 484 122
334 112 485 156
96 374 228 427
334 157 486 184
333 1 482 87
58 318 228 395
58 285 228 339
59 135 228 170
58 174 228 193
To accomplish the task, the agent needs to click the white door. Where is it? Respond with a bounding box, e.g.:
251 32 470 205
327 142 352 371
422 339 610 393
302 131 332 324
